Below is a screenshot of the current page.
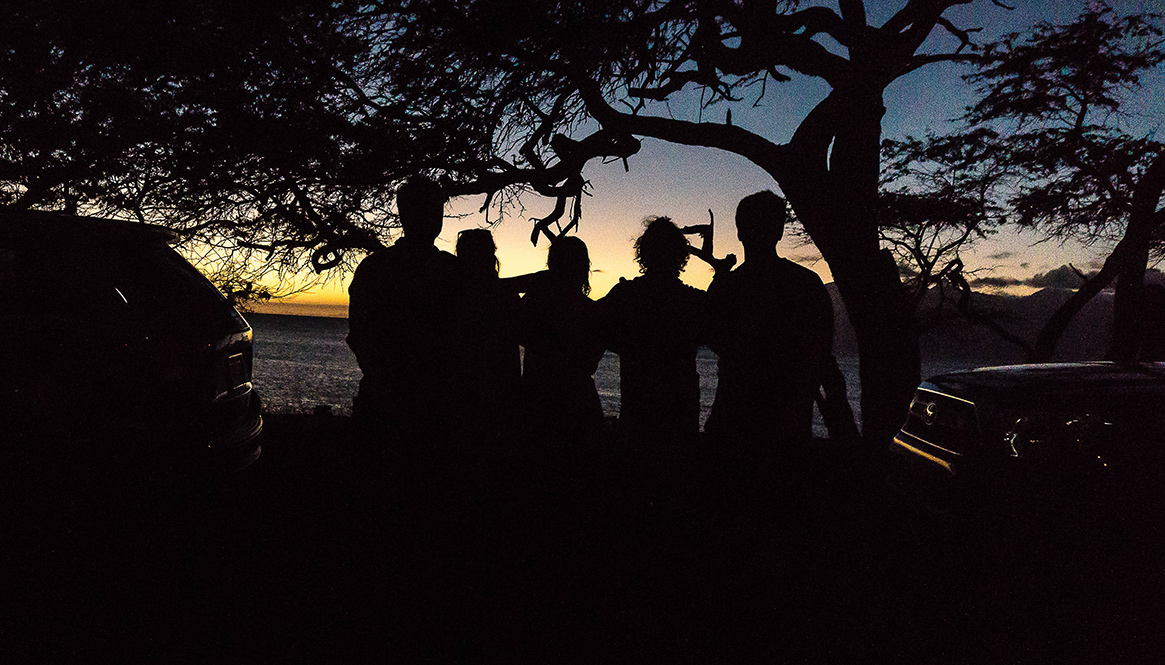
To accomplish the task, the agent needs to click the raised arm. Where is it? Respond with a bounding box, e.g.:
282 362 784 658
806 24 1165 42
683 209 737 275
499 269 550 295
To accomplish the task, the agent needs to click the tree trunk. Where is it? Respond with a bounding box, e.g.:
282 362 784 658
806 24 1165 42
1110 241 1149 362
778 90 921 453
1032 151 1165 362
1111 151 1165 361
1030 257 1119 362
829 245 921 450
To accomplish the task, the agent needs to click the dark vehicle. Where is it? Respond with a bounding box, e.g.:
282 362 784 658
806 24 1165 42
1 210 262 476
888 362 1165 528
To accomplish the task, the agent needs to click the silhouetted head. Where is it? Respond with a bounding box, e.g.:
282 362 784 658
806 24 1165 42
396 176 446 244
735 190 786 253
634 216 690 278
457 229 499 279
547 235 591 296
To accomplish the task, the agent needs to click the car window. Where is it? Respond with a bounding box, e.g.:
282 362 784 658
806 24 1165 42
0 244 125 320
0 241 245 336
103 244 247 334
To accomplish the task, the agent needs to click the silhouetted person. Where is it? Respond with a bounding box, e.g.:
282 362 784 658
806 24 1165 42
601 216 707 438
347 176 464 438
705 190 834 447
456 229 521 438
518 236 605 440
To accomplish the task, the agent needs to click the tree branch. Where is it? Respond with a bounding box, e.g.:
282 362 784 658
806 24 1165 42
900 52 981 76
579 78 786 179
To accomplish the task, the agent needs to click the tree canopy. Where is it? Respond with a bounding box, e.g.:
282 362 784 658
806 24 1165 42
892 5 1165 361
878 131 1008 315
1 0 492 283
3 1 1031 446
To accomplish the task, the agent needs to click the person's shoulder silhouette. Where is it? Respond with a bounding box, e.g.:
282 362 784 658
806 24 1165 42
519 236 605 438
604 217 706 322
600 217 707 437
455 229 522 435
347 175 462 433
705 190 833 444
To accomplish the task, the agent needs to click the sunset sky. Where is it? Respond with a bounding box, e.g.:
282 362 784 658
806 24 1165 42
247 0 1165 318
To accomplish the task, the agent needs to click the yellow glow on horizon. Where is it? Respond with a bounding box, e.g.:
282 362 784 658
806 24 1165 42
254 199 839 312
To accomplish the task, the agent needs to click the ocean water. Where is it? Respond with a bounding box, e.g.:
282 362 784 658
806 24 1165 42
248 313 977 437
249 314 363 416
247 312 661 420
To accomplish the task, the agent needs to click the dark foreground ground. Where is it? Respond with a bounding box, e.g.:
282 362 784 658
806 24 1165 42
6 414 1162 663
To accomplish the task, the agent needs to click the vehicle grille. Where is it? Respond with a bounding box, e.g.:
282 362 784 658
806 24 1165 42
900 388 982 455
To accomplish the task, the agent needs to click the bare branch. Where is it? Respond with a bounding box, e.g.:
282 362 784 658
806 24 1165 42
900 52 982 76
935 16 982 54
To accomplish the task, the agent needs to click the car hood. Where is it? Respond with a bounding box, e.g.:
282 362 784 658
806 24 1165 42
926 362 1165 399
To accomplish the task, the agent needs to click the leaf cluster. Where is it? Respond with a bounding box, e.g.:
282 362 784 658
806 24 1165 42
879 130 1008 309
0 1 1001 279
961 4 1165 243
0 1 482 275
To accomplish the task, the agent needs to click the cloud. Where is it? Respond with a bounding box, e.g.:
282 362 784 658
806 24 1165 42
971 275 1028 288
970 264 1099 290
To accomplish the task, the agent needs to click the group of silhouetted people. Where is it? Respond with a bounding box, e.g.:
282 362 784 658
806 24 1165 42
347 176 854 471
